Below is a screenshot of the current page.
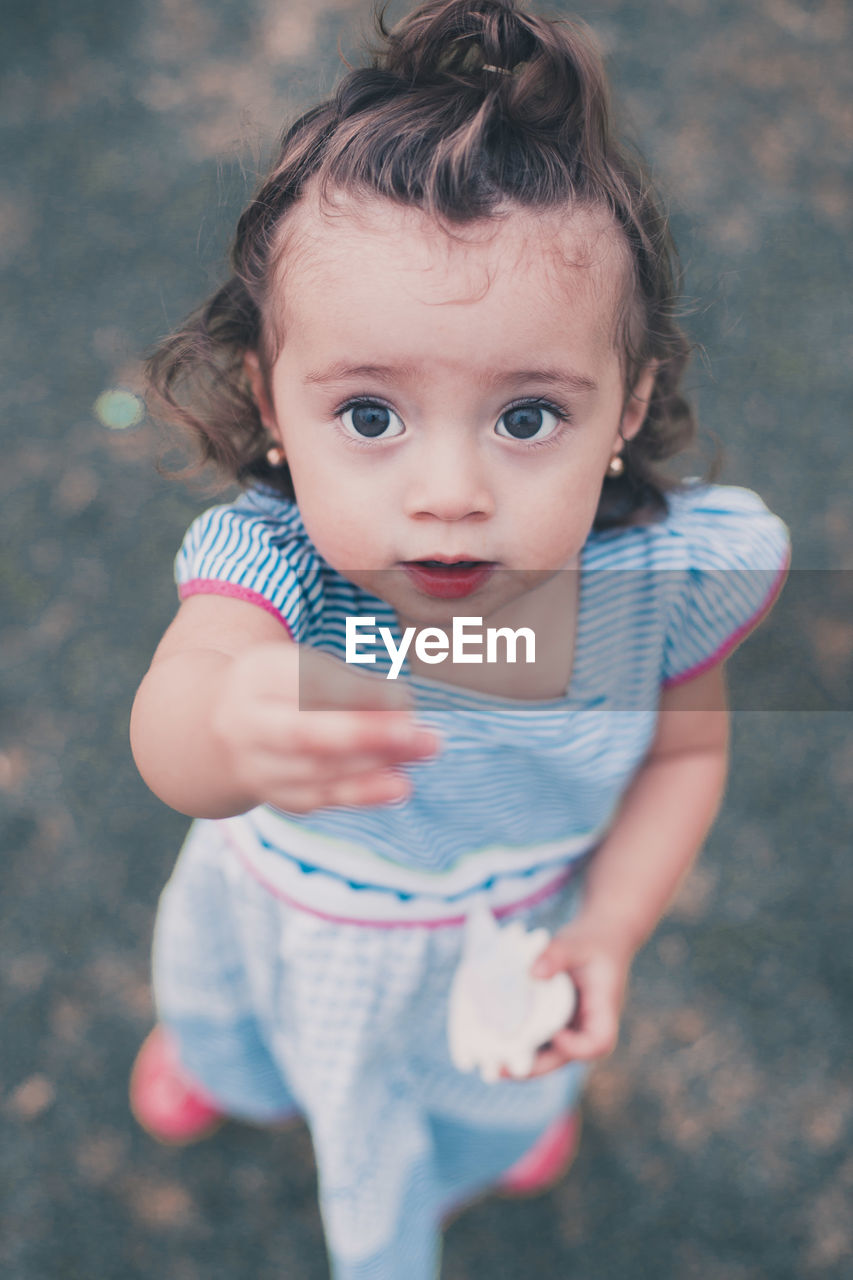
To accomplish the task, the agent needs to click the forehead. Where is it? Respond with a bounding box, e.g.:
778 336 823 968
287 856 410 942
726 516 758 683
268 188 630 352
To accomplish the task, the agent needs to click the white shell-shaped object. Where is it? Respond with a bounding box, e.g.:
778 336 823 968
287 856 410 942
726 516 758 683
448 900 576 1083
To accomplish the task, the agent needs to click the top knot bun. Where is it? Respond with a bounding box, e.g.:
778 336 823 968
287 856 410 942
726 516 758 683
373 0 610 146
380 0 538 80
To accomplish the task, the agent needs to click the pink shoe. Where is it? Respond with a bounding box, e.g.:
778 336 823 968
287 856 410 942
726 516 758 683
498 1112 580 1196
129 1026 225 1145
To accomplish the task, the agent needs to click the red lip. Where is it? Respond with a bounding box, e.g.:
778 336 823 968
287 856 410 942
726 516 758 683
402 561 495 600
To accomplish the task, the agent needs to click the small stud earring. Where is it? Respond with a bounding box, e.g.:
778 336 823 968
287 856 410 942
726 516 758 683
266 446 285 467
606 452 625 478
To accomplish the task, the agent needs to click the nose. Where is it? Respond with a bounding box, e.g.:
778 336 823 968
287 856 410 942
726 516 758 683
403 431 494 522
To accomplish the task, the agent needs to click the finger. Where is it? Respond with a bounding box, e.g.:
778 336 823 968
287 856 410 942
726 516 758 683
521 1021 617 1077
283 749 426 786
300 715 441 763
324 769 412 808
530 933 576 980
548 1013 619 1062
515 1043 574 1078
571 968 623 1051
298 648 412 712
267 769 410 814
290 711 438 757
253 704 440 762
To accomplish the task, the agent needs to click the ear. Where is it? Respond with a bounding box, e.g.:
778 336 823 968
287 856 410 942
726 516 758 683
619 363 658 443
244 351 279 436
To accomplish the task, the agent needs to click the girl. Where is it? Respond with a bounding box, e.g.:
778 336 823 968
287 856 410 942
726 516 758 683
129 1 790 1275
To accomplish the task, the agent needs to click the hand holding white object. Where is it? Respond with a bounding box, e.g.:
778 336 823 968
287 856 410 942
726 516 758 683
447 900 576 1083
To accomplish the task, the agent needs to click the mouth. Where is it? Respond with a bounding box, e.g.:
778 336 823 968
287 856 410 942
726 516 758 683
401 559 496 600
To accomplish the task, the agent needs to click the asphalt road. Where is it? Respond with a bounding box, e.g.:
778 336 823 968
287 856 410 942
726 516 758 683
1 2 851 1277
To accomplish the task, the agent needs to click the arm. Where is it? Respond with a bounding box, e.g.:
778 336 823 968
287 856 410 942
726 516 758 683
130 594 437 819
524 660 729 1075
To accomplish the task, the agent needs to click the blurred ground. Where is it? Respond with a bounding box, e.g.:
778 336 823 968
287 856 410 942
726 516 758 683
1 1 851 1277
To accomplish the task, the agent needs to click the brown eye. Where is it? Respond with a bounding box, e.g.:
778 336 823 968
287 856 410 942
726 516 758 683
341 401 404 439
496 404 561 441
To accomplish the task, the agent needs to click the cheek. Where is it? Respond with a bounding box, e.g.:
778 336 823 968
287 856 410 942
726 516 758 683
514 465 602 544
296 482 386 569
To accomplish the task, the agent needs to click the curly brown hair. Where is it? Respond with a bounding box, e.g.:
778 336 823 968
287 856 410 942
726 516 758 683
147 0 707 529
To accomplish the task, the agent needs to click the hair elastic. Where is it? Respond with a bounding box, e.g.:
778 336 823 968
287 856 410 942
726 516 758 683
481 64 513 76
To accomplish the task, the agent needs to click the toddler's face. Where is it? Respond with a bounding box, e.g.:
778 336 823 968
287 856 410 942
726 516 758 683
249 190 653 628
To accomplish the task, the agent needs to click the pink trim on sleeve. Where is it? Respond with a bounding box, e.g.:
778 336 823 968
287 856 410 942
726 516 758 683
662 550 791 689
178 578 295 638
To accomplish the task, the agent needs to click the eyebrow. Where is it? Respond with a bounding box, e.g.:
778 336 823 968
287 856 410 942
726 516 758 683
303 361 598 395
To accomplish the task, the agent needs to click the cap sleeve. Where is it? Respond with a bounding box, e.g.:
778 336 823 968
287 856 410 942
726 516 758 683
174 495 321 640
661 485 791 687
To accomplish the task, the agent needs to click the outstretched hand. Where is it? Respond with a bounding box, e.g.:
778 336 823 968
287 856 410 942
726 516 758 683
210 642 441 813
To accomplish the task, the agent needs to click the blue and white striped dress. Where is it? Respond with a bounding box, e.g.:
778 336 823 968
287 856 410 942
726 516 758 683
152 481 789 1278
